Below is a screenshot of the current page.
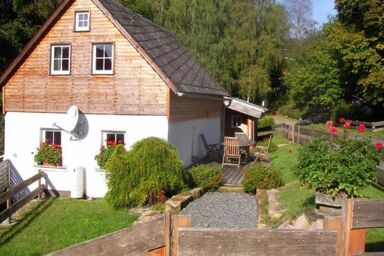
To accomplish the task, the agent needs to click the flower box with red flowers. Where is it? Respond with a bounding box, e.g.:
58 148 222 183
34 143 62 167
95 140 124 169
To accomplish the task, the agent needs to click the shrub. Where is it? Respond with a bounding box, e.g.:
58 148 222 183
34 143 62 166
295 136 381 197
95 141 124 169
257 117 275 130
242 164 283 193
188 165 222 191
104 137 187 208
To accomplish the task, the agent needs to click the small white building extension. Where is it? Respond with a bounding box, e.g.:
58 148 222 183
0 0 228 198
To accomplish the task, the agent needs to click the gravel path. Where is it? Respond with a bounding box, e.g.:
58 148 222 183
180 192 257 228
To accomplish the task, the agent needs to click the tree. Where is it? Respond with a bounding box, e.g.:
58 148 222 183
284 0 315 41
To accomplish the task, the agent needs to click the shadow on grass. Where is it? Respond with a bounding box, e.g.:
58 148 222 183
366 241 384 252
0 197 55 245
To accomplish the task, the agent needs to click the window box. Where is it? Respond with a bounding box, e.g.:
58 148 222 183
35 129 63 166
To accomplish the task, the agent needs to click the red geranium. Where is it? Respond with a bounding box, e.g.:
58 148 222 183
344 121 351 129
331 127 339 135
339 118 346 124
375 142 383 151
326 120 333 128
358 124 366 133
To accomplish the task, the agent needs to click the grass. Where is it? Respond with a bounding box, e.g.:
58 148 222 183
0 198 137 256
270 136 315 220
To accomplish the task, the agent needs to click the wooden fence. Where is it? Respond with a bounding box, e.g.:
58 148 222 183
166 198 384 256
50 215 165 256
0 171 46 223
350 120 384 132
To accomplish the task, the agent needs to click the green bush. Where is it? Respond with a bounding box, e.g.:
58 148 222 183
257 117 275 130
242 164 283 193
295 137 381 197
104 137 187 208
331 101 351 123
188 165 222 191
95 146 115 169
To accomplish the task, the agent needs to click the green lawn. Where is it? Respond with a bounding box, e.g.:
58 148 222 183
0 198 137 256
270 134 384 250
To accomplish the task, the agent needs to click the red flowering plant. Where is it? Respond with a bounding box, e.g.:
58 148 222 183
295 118 382 197
95 140 124 169
34 143 62 166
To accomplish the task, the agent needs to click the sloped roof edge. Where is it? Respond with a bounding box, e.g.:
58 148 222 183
227 97 267 119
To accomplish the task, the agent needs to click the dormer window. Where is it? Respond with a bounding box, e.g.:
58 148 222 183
92 43 114 75
50 45 70 75
75 11 90 31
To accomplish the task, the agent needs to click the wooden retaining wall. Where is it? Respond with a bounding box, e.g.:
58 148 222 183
50 215 165 256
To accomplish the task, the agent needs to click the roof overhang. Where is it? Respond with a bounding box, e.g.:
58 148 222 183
226 97 267 119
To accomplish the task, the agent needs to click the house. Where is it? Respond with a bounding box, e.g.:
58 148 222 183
0 0 228 197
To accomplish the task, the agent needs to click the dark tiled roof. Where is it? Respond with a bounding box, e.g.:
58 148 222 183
98 0 228 97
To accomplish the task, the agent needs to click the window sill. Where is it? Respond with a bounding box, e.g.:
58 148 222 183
34 165 67 172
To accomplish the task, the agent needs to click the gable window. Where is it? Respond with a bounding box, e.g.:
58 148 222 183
75 11 90 31
42 129 62 146
51 45 70 75
92 43 114 74
231 115 242 128
102 131 125 146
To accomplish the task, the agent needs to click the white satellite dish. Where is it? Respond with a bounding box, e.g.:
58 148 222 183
54 105 79 133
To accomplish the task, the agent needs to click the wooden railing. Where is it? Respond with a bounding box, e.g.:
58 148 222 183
0 171 46 223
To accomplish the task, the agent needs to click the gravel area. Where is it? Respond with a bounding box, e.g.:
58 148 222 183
180 192 257 228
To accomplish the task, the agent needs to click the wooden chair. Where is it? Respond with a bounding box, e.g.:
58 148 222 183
200 134 219 153
222 137 241 168
254 135 273 162
235 132 249 164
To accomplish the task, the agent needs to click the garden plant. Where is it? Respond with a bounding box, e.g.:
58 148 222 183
188 164 223 191
242 164 283 193
34 143 62 166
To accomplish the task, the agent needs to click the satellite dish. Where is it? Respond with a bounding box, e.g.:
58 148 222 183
54 105 79 132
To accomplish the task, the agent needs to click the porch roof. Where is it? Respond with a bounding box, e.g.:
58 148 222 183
226 97 267 119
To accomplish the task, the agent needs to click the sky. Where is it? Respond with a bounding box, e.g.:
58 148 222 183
312 0 337 25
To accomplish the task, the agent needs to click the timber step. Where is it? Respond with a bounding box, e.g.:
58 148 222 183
218 185 244 193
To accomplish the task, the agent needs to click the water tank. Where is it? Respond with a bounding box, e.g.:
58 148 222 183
72 167 85 198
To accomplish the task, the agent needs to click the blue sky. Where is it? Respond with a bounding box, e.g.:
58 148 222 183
312 0 337 25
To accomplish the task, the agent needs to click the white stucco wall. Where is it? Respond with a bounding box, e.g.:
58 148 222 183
168 117 221 167
4 112 168 198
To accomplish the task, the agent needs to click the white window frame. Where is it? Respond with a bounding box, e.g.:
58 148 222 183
41 129 62 146
50 45 71 75
231 115 243 128
75 11 90 31
102 131 125 146
92 43 114 75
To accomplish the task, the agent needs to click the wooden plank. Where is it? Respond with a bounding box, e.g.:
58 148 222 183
177 228 337 256
0 172 44 204
348 229 366 255
352 199 384 229
52 215 165 256
324 216 342 256
0 184 45 223
164 212 171 256
173 215 192 256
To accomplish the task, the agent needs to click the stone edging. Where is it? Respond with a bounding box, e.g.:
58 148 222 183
164 188 204 214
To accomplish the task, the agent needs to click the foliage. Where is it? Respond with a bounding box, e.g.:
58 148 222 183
187 165 222 191
105 137 187 208
242 164 283 193
0 198 137 256
94 141 124 169
295 136 381 197
34 143 62 166
257 117 275 130
284 33 341 113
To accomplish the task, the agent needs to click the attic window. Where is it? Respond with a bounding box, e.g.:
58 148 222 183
50 45 70 75
75 11 90 31
92 43 114 75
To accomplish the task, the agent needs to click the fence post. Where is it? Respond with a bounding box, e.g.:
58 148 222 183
324 216 342 256
173 215 192 256
6 187 11 224
38 170 42 200
164 211 171 256
297 125 300 145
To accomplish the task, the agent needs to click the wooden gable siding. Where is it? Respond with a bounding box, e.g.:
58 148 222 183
3 0 167 115
168 91 222 122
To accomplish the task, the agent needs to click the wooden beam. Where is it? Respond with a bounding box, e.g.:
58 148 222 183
324 216 342 256
173 215 192 256
352 199 384 229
